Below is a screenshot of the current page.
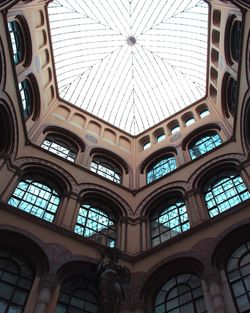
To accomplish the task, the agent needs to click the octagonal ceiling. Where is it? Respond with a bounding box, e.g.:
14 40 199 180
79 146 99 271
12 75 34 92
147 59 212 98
48 0 209 135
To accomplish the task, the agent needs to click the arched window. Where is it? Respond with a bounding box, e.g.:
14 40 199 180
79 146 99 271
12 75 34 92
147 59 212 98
231 20 242 63
8 20 24 65
18 79 33 119
41 135 77 162
203 170 250 218
74 200 117 247
189 132 222 160
227 242 250 312
154 273 207 313
8 177 60 222
147 156 177 184
56 277 99 313
199 109 210 118
151 198 190 247
0 248 35 313
90 157 122 184
227 77 238 116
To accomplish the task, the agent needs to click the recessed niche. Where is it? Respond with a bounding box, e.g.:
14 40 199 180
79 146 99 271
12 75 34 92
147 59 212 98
209 84 217 103
211 48 219 67
212 29 220 47
210 67 218 85
213 9 221 27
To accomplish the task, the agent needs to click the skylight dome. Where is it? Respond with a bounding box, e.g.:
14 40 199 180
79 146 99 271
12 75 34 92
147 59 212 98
48 0 209 135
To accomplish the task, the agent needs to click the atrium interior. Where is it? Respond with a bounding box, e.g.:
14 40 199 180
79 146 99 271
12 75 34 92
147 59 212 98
0 0 250 312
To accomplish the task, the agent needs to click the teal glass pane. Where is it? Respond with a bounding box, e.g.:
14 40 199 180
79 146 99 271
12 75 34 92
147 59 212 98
8 179 60 222
151 200 189 247
90 159 121 184
204 173 250 218
189 133 222 160
75 202 117 247
41 136 77 162
157 134 165 142
147 157 177 183
199 109 209 118
18 80 32 119
8 21 24 65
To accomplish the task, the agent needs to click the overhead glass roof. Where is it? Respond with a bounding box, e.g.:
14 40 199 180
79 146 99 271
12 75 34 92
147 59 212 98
48 0 209 135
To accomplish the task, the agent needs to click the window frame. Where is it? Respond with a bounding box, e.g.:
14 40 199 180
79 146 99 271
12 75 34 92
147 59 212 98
8 19 25 65
203 170 250 218
74 200 118 248
146 155 177 184
90 156 122 184
41 134 78 162
188 131 222 160
226 242 250 313
8 176 61 223
154 273 207 313
151 198 190 247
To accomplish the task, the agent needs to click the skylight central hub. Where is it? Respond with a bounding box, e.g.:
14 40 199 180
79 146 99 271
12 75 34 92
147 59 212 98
127 36 136 46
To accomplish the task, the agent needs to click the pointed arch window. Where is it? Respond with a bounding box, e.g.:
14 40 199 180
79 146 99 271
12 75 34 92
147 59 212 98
0 248 35 313
90 157 121 184
41 135 77 162
154 273 207 313
151 198 190 247
56 277 99 313
8 20 24 65
203 170 250 218
8 177 60 222
227 242 250 313
147 156 177 184
74 201 117 247
189 132 222 160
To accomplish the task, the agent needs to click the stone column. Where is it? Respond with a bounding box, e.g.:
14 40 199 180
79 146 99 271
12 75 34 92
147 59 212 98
203 267 227 313
34 273 57 313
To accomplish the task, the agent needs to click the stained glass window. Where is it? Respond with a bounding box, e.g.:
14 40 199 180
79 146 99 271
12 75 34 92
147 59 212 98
147 156 176 184
151 199 190 247
154 273 207 313
8 21 24 65
189 133 222 160
90 158 121 184
204 171 250 218
41 135 77 162
0 248 34 313
74 202 117 247
227 242 250 313
56 277 99 313
8 178 60 222
18 80 33 119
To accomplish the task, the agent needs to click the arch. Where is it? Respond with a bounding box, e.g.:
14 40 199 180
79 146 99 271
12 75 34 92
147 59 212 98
225 15 242 66
140 147 178 174
14 159 75 193
43 125 86 152
90 147 129 174
243 97 250 151
187 131 222 160
0 98 15 155
78 184 132 217
74 194 120 247
18 74 40 121
0 229 49 276
141 256 205 311
190 154 245 190
221 72 238 117
7 15 32 67
182 123 222 150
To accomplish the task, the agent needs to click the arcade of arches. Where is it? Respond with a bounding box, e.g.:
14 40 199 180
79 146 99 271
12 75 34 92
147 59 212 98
1 0 250 313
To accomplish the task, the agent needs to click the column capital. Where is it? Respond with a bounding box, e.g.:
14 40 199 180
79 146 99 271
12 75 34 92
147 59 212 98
39 273 57 290
203 266 221 285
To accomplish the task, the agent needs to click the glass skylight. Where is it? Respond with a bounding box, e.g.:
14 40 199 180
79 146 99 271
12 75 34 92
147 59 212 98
48 0 209 135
